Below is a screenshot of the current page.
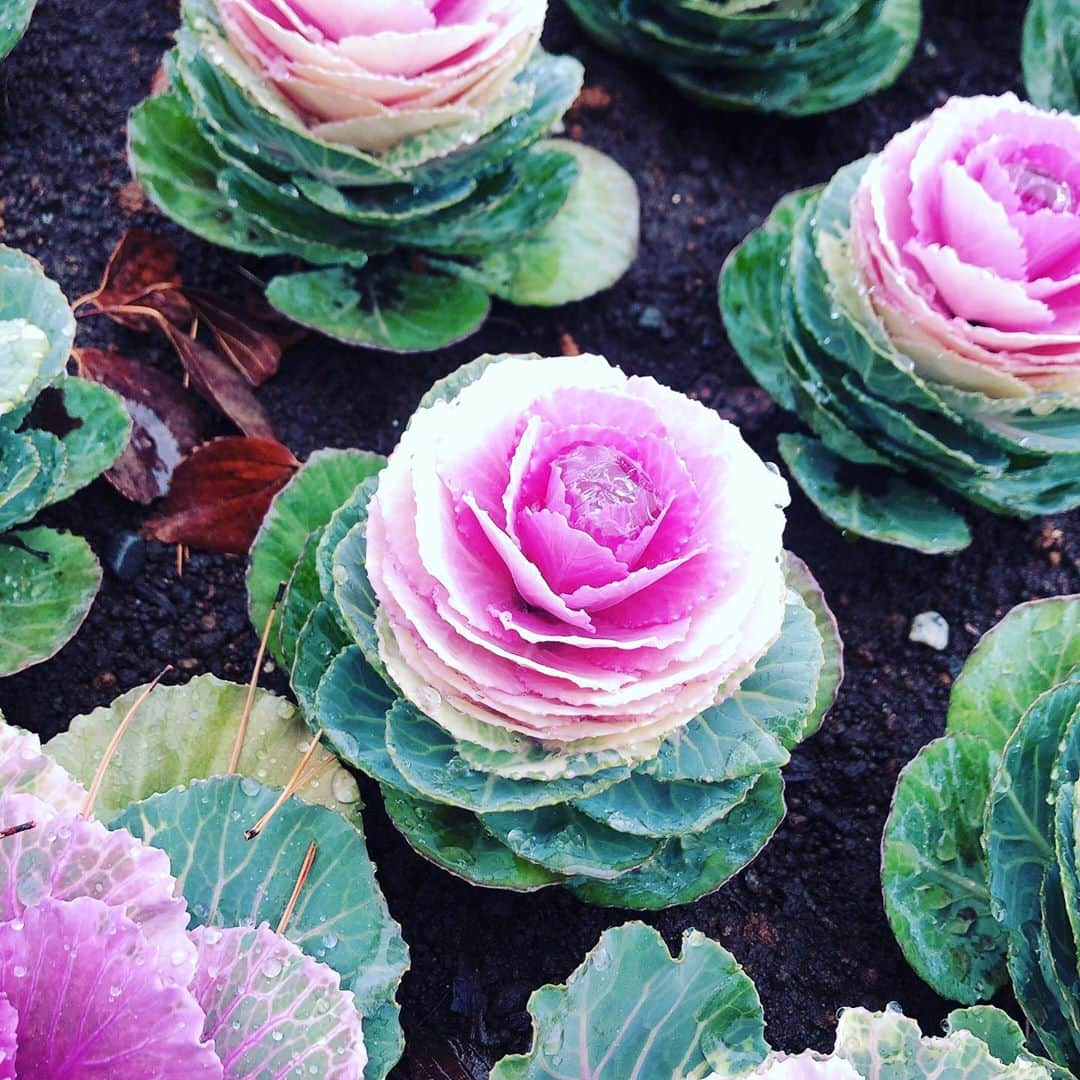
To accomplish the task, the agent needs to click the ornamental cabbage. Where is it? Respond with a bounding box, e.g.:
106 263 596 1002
0 673 409 1079
562 0 920 117
0 726 364 1077
489 921 1063 1079
248 353 842 908
0 248 130 677
128 0 640 353
722 93 1080 554
883 595 1080 1074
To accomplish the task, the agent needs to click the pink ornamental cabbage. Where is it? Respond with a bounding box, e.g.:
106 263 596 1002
217 0 547 150
0 733 365 1079
366 354 791 747
851 92 1080 396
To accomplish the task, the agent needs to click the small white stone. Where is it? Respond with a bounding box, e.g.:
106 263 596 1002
909 611 949 651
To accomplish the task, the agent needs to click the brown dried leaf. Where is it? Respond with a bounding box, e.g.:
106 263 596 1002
143 437 300 554
186 289 285 387
79 229 193 331
160 322 277 440
72 347 204 504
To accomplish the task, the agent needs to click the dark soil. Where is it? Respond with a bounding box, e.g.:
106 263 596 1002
1 0 1077 1075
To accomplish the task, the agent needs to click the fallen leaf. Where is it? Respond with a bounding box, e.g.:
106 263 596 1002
161 322 277 440
143 437 300 554
404 1036 492 1080
73 348 203 504
77 229 192 331
186 289 285 387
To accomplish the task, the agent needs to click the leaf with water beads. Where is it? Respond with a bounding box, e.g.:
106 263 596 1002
114 775 409 1080
191 924 366 1080
46 673 360 824
490 921 768 1079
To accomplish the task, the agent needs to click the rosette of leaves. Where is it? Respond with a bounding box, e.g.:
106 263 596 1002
2 672 409 1078
247 364 843 910
882 595 1080 1073
0 0 34 60
0 247 130 677
562 0 920 117
1023 0 1080 112
127 0 640 354
721 126 1080 556
488 921 1063 1079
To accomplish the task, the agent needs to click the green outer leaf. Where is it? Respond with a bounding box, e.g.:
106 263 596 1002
128 93 281 258
45 673 360 825
456 140 639 306
479 803 663 879
833 1006 1055 1078
311 645 403 789
0 318 47 418
266 265 492 353
45 375 131 504
575 771 755 839
0 429 44 532
0 427 64 532
666 0 920 117
329 504 385 675
417 353 505 412
316 474 380 608
490 922 767 1079
247 447 384 663
779 433 973 553
784 552 843 739
948 595 1080 752
645 702 788 785
881 733 1008 1004
279 527 325 670
0 246 76 404
720 186 893 469
0 0 35 60
946 1006 1074 1080
567 771 786 909
986 680 1080 1068
381 785 561 892
114 776 409 1080
384 699 629 813
0 526 101 677
1023 0 1080 112
292 599 350 716
391 148 579 256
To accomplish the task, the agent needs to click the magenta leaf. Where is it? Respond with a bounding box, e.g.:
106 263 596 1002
192 924 366 1079
0 794 196 987
0 897 221 1078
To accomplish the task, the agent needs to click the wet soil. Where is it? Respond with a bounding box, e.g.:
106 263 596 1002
1 0 1078 1074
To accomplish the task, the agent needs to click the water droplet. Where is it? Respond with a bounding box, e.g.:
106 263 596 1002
261 957 284 979
1006 161 1075 213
